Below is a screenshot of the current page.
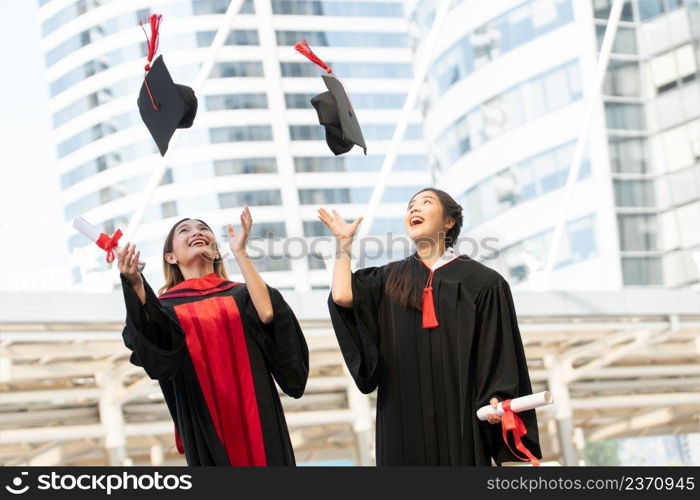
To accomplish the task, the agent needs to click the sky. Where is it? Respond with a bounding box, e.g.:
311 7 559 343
0 1 69 287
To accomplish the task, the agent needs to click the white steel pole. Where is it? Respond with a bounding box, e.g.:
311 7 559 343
356 0 452 238
541 0 625 286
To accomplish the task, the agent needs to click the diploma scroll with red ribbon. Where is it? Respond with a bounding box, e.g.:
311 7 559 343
73 216 145 271
477 391 552 466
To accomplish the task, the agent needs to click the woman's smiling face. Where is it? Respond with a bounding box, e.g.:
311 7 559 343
404 190 454 244
166 219 217 266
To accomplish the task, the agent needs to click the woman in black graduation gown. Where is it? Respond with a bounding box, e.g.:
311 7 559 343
118 207 308 466
319 188 542 466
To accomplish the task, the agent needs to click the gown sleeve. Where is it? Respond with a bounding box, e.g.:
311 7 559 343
241 284 309 399
327 266 384 394
120 274 187 381
473 276 542 465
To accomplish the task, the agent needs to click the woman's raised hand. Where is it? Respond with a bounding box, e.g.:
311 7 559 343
228 206 252 256
118 243 143 287
317 208 363 241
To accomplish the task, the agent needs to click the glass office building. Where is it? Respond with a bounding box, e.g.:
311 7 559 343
408 0 700 289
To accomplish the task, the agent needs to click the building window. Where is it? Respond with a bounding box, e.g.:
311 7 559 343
53 76 143 127
592 0 634 21
227 255 291 272
280 61 412 78
60 141 158 189
608 136 650 173
666 165 700 207
603 59 641 96
638 0 665 20
275 30 408 48
304 218 403 236
211 61 264 78
210 125 273 143
458 141 590 230
617 214 658 251
307 254 327 270
613 179 656 207
367 218 405 235
429 0 574 94
57 112 146 158
161 201 178 218
604 103 646 130
270 0 403 18
481 215 597 283
303 220 328 237
437 60 581 166
196 29 259 47
649 44 698 95
289 124 422 141
289 125 325 141
42 0 92 36
622 257 663 285
205 93 268 110
193 0 255 15
219 190 282 208
298 186 421 205
660 120 700 171
214 158 278 175
223 222 286 239
596 25 637 54
285 92 406 109
293 155 426 172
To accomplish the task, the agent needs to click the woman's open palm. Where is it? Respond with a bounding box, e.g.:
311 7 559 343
228 206 252 254
317 208 362 240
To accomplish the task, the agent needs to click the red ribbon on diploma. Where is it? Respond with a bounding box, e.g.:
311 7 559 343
501 399 540 466
96 229 123 263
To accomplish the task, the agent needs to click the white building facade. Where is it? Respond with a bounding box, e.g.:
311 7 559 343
408 0 700 290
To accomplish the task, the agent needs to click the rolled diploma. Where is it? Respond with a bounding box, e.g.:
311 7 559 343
476 391 552 421
73 216 145 271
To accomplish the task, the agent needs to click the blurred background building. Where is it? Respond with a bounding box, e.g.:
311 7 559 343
0 0 698 467
408 0 700 290
40 0 430 292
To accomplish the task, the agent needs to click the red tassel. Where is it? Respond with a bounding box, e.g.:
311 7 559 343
422 271 439 329
139 14 162 110
140 13 162 72
294 38 333 74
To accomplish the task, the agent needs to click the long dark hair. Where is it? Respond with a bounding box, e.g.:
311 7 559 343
158 218 228 295
385 188 463 309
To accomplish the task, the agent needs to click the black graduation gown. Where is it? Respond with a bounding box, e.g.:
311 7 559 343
120 272 308 466
328 253 542 466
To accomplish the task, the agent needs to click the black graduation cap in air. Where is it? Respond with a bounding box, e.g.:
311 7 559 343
137 14 197 156
295 39 367 156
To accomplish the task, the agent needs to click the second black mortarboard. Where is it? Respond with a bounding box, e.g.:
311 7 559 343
295 39 367 156
137 14 198 156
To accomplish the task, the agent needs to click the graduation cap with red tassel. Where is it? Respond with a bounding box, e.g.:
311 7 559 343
294 39 367 156
137 14 198 156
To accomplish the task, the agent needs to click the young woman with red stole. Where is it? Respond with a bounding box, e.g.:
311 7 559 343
118 207 308 466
